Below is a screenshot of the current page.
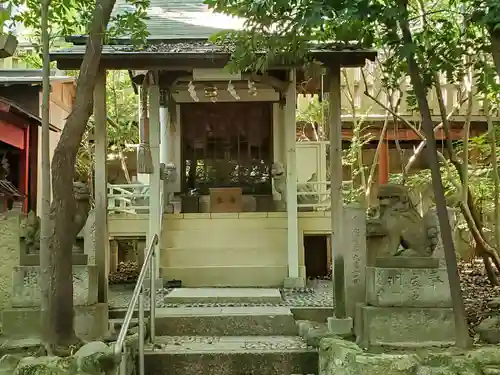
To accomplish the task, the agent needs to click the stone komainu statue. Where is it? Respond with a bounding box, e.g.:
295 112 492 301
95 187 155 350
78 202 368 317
271 162 287 210
367 184 440 257
160 162 177 184
21 182 91 253
160 162 177 211
271 161 320 210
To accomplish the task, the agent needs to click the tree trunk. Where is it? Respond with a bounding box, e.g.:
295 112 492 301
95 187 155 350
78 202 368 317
47 0 116 353
486 98 500 250
489 29 500 78
40 0 52 347
397 0 472 348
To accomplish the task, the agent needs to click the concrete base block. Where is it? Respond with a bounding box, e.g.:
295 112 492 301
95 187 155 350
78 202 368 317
327 316 353 336
283 277 306 289
160 266 288 287
357 305 455 348
2 303 109 340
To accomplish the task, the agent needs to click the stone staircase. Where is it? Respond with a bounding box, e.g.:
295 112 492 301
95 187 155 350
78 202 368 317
110 288 318 375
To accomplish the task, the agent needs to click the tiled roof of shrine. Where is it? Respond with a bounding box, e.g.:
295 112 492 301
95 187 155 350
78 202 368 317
50 0 374 57
111 0 242 41
0 180 23 199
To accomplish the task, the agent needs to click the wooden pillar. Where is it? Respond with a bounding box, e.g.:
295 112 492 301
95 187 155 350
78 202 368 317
94 69 109 303
160 90 169 214
148 75 161 280
284 69 301 286
19 127 29 213
160 90 169 167
109 238 118 273
272 103 284 199
378 140 389 184
136 87 149 185
328 64 348 324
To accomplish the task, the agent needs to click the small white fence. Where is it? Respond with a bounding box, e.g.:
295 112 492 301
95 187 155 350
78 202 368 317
107 182 336 214
297 180 331 211
107 183 150 214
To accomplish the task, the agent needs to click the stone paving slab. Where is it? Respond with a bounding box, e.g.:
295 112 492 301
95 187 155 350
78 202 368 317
108 281 334 309
164 288 283 304
155 306 293 316
148 336 313 353
154 307 297 336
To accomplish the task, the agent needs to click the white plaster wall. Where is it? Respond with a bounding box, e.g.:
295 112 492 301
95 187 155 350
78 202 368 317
108 211 352 287
160 213 287 286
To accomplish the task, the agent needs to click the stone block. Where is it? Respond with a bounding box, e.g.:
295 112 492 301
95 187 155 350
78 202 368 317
357 305 455 348
164 288 282 304
144 336 318 375
327 316 353 336
366 266 451 307
0 212 21 310
2 303 108 341
82 210 96 265
374 257 439 269
290 307 334 322
344 205 367 319
283 277 305 289
154 306 297 336
20 253 88 266
11 265 98 307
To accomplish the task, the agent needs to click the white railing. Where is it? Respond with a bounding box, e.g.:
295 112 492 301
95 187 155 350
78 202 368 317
108 183 150 214
297 180 331 211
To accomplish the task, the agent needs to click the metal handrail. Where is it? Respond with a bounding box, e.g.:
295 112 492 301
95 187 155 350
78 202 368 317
114 233 159 375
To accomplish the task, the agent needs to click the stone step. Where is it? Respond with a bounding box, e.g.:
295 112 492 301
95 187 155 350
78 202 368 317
144 336 317 375
290 307 334 323
108 308 147 319
155 307 297 336
109 306 335 323
164 288 283 304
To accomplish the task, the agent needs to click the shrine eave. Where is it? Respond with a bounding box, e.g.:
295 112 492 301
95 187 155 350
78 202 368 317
49 44 377 71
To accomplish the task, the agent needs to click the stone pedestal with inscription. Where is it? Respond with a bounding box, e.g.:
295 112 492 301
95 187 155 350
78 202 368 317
0 211 107 340
355 256 455 348
2 264 108 340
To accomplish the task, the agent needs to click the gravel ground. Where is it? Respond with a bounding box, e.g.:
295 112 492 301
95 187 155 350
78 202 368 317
108 279 334 309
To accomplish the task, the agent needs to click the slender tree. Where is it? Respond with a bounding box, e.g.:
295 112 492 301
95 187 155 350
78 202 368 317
39 0 52 348
5 0 149 353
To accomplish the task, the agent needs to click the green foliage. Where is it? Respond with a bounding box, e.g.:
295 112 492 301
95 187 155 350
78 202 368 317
296 96 328 132
2 0 150 44
76 70 138 181
5 0 148 181
205 0 498 111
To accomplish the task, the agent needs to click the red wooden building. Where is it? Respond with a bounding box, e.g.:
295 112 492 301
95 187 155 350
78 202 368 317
0 69 75 214
0 96 59 212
